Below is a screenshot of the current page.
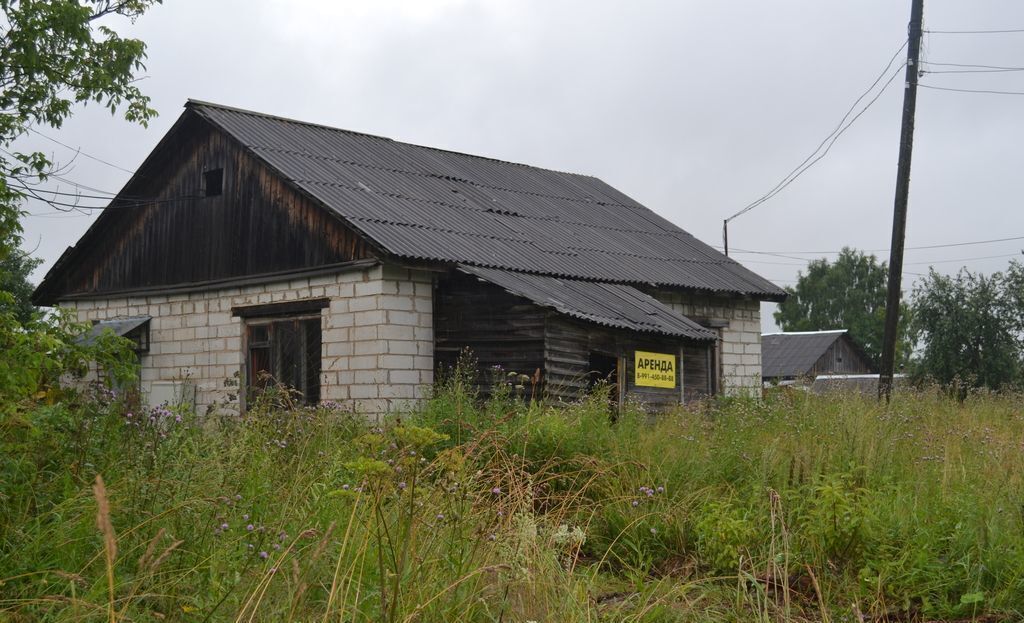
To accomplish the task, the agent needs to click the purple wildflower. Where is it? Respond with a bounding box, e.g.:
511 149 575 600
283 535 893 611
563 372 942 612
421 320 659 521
397 481 407 490
246 524 254 532
491 487 501 495
259 551 269 559
631 500 639 507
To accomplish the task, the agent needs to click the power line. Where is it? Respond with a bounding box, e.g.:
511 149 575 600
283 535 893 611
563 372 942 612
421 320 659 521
920 84 1024 96
922 61 1024 71
725 40 909 226
921 67 1024 74
925 28 1024 34
27 127 136 174
8 180 201 211
904 252 1022 266
717 234 1024 256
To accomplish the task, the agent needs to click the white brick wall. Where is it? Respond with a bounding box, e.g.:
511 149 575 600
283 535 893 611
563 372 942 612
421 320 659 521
66 264 434 416
651 292 762 396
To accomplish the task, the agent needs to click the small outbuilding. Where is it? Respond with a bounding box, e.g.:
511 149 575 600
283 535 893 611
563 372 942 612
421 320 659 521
762 330 875 385
34 100 785 414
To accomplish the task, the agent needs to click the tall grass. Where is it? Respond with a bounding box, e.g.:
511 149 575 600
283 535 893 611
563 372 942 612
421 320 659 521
2 379 1023 621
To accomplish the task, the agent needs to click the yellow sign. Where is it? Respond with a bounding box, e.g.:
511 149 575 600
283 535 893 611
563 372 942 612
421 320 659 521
634 351 677 388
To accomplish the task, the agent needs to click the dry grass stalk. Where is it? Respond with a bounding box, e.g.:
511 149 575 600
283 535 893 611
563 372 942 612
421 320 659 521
92 474 117 623
148 539 183 574
136 527 166 573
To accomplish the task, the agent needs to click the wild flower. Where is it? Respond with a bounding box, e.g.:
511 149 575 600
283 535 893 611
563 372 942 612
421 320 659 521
397 481 407 490
631 500 639 507
220 522 228 530
246 524 254 532
258 551 268 559
491 486 501 495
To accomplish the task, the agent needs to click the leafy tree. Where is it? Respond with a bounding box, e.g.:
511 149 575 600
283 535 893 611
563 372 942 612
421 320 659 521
773 247 910 367
0 249 41 323
0 0 160 258
909 261 1024 392
0 0 161 406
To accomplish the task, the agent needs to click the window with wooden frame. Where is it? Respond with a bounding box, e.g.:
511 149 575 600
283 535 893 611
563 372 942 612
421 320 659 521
233 299 327 405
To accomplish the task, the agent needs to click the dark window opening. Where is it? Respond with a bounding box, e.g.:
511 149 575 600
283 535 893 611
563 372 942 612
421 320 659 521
246 316 321 404
204 168 223 197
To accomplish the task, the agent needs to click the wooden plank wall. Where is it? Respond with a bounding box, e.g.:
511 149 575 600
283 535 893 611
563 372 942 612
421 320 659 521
50 114 372 298
433 273 546 399
435 273 716 410
811 335 875 377
682 343 714 402
546 315 710 411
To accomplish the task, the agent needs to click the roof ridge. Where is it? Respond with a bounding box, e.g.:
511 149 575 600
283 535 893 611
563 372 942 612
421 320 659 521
187 99 599 182
186 99 395 142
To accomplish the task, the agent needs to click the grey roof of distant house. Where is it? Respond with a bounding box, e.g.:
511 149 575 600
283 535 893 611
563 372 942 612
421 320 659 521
761 330 847 378
188 100 785 300
459 265 717 340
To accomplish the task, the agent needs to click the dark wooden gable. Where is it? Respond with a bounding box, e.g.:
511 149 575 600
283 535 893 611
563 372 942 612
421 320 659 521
812 334 876 377
34 111 375 303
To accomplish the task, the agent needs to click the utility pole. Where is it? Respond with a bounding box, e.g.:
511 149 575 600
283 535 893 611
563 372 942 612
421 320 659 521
879 0 924 402
723 219 729 256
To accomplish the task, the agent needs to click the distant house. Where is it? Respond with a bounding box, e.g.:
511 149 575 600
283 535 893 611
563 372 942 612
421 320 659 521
761 330 874 385
33 100 785 414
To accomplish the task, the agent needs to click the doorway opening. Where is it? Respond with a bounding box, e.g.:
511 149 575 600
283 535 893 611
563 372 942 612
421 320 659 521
588 352 620 411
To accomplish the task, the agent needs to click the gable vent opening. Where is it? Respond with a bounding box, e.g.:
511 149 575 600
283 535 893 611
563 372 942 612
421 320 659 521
203 168 223 197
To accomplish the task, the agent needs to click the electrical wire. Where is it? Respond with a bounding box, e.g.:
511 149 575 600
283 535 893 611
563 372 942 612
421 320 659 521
922 61 1024 71
27 127 136 174
925 28 1024 34
725 40 909 224
904 252 1022 266
921 67 1024 74
920 84 1024 96
7 180 202 211
718 234 1024 257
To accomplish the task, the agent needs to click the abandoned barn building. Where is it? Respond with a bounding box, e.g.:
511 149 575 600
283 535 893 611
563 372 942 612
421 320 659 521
33 100 785 414
761 330 875 386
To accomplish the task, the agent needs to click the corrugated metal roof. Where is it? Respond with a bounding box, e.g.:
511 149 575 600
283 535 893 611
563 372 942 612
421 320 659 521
188 100 786 300
78 316 151 346
459 265 716 340
762 330 847 378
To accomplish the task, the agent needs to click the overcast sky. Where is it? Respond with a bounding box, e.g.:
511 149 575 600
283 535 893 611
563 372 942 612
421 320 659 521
15 0 1024 331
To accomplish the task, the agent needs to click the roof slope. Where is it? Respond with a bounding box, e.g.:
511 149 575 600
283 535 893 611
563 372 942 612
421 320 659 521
459 265 717 340
761 330 847 378
188 100 785 300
